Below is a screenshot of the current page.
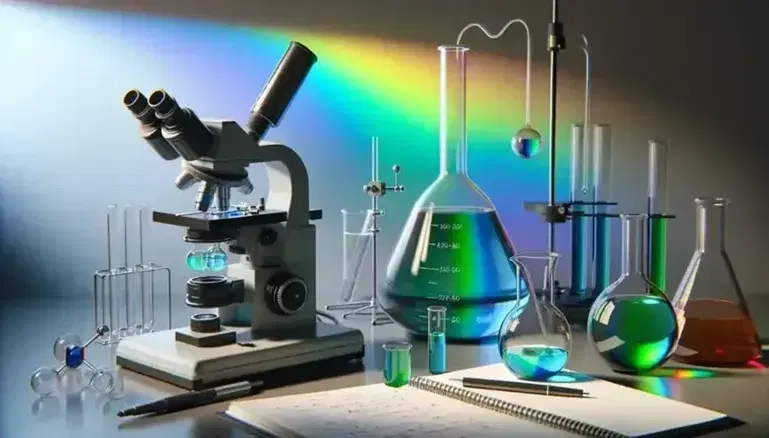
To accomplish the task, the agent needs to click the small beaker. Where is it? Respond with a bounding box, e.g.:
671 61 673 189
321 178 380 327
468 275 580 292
339 209 374 302
383 342 412 388
427 306 447 374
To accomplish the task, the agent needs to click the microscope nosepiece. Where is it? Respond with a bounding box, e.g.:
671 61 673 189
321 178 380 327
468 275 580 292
148 89 214 161
123 89 180 161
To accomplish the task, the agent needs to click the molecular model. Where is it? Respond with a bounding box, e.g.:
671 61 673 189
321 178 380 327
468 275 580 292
30 325 118 395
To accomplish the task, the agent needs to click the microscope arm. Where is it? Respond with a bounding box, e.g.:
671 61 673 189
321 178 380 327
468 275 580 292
211 140 310 228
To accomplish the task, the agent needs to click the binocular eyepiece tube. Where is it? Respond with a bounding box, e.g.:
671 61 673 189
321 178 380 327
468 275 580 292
123 89 180 161
123 89 214 162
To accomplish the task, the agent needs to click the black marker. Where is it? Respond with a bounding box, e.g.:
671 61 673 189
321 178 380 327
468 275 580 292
450 377 588 398
117 381 261 417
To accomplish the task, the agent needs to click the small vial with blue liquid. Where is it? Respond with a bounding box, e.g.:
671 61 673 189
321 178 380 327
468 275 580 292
185 243 228 272
427 305 447 374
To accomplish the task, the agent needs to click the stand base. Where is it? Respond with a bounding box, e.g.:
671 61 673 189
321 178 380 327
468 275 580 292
116 321 365 390
326 300 393 326
554 294 597 326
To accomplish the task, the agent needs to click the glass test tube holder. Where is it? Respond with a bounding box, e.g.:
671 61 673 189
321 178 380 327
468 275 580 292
325 137 404 326
93 204 172 344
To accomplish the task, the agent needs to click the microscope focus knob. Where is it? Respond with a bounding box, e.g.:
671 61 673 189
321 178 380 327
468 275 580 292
265 272 308 316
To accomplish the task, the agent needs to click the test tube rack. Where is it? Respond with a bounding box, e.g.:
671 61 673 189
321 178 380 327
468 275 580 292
93 203 172 344
326 137 404 326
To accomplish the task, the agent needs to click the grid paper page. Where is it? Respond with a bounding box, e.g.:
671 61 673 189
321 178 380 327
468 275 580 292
226 383 573 437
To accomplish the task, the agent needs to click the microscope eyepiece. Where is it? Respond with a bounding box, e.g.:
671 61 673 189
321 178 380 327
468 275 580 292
123 89 180 161
147 89 214 161
246 41 318 139
148 89 183 126
124 89 150 118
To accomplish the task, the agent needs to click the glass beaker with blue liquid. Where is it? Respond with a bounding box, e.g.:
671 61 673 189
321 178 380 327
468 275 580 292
498 252 571 381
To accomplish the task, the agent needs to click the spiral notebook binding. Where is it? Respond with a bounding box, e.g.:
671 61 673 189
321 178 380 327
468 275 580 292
409 377 627 438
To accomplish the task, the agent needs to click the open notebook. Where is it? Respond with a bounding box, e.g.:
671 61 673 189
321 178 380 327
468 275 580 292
222 363 743 437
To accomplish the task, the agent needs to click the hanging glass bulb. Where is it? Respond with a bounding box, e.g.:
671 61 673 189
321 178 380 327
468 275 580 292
185 248 208 271
206 243 228 271
512 124 542 159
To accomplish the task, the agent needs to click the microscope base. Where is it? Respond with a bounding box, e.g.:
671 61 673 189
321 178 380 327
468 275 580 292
115 322 365 390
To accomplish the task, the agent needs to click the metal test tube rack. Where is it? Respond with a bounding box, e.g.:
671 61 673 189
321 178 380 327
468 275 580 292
93 204 172 344
326 137 404 326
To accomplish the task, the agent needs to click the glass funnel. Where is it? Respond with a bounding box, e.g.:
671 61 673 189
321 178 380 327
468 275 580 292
498 252 571 381
587 214 679 374
670 198 761 366
380 45 519 341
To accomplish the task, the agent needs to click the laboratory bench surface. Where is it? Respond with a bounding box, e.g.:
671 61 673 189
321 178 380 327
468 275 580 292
2 296 769 438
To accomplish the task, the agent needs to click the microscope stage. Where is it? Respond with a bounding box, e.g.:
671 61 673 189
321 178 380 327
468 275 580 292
116 322 364 390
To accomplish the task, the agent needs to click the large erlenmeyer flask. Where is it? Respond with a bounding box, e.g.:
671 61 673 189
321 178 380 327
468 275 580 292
380 45 519 341
671 198 761 366
587 214 679 374
498 252 571 381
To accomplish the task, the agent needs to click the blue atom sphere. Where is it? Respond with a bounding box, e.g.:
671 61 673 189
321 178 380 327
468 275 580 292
512 125 542 159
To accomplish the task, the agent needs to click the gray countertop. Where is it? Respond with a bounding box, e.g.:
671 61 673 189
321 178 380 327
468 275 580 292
2 297 768 437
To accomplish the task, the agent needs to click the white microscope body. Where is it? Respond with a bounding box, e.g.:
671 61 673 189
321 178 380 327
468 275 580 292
116 42 365 390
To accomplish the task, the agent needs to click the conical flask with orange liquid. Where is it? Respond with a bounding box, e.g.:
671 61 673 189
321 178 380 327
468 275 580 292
670 198 761 366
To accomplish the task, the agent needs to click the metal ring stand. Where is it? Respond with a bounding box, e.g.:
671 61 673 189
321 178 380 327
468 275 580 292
326 137 404 326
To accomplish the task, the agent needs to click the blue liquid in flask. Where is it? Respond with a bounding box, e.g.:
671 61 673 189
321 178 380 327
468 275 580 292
428 331 447 374
380 207 520 340
207 245 228 271
186 250 208 271
502 345 569 381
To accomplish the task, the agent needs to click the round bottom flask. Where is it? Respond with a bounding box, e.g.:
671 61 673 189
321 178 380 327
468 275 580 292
498 252 571 381
587 214 679 374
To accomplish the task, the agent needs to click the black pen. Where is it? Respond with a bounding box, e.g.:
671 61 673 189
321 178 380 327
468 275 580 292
450 377 589 398
117 381 262 417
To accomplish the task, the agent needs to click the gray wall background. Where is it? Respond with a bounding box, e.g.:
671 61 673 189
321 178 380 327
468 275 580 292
1 0 767 309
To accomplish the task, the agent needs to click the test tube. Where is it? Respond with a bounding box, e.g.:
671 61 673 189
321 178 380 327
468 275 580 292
105 205 119 341
591 125 612 296
137 203 154 333
647 140 669 292
427 306 447 374
382 342 412 388
569 125 589 296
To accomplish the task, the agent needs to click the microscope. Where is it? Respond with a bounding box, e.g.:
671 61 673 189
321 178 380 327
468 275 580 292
115 42 365 390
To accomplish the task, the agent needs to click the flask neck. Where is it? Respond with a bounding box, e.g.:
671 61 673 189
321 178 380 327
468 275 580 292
439 45 468 176
694 201 727 253
620 215 646 276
